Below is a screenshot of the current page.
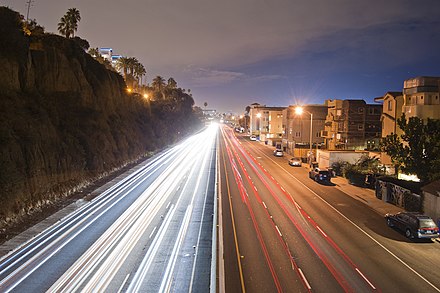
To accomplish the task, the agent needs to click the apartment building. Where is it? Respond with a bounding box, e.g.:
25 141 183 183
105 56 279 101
402 76 440 119
375 77 440 169
282 105 327 156
322 99 382 150
249 104 284 143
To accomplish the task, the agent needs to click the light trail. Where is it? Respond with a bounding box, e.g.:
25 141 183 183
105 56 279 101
229 127 380 292
0 124 218 292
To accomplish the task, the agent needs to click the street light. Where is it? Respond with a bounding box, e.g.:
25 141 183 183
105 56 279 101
295 106 313 165
256 112 262 137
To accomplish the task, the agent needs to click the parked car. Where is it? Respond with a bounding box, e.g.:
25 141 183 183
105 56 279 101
273 149 283 157
250 135 257 141
309 168 331 183
288 157 302 166
385 212 439 239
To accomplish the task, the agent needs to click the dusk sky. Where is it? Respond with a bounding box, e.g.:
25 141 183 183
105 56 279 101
3 0 440 114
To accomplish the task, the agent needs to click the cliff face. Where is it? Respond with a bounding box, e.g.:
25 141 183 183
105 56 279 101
0 7 200 224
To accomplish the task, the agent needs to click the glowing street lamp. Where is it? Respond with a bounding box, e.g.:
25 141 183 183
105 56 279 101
295 106 313 165
143 93 149 99
256 112 262 136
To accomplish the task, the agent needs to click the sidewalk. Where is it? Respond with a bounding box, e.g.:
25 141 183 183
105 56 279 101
331 176 404 216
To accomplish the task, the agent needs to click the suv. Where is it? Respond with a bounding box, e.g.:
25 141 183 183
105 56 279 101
309 168 331 183
385 212 439 239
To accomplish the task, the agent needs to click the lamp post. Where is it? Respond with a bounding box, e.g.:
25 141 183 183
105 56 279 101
295 107 313 165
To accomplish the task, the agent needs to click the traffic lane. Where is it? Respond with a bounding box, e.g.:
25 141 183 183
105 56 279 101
261 157 440 291
232 143 380 292
242 142 440 291
0 161 178 293
228 144 312 292
1 128 216 292
238 163 343 292
219 136 279 293
227 131 369 292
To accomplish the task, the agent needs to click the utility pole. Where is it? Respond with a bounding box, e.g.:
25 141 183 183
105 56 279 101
25 0 34 21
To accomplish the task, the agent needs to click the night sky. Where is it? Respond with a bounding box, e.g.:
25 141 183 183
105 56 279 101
3 0 440 114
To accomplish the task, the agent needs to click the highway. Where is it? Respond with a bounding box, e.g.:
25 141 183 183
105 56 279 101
1 123 439 293
0 124 218 292
219 125 440 293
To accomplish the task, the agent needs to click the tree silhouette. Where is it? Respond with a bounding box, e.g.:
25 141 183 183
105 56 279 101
381 114 440 182
57 8 81 38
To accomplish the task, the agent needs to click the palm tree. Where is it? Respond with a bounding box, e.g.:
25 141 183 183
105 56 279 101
167 78 177 89
152 76 166 92
57 8 81 38
115 56 131 79
88 47 100 58
133 62 146 87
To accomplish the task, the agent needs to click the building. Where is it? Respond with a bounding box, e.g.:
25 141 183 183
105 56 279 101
249 104 285 144
374 92 404 138
374 92 403 168
322 99 382 150
374 77 440 173
402 76 440 120
282 105 327 158
99 47 113 61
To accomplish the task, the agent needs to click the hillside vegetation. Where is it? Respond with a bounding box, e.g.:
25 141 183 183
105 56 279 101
0 7 202 226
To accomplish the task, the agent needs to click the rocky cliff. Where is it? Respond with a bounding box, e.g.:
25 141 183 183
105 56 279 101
0 7 201 226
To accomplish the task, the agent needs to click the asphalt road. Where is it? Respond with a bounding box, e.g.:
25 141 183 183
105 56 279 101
218 125 440 293
0 125 218 292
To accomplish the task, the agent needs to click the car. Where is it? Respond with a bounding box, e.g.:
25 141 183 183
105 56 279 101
385 212 439 239
250 135 257 141
273 149 283 157
309 168 331 183
288 157 302 166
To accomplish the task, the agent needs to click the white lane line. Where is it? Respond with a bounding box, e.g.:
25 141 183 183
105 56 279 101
262 201 267 209
275 225 282 237
117 274 130 293
149 227 157 239
298 268 312 290
355 268 376 290
166 201 171 209
316 226 327 238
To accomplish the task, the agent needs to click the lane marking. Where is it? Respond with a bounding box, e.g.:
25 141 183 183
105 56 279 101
275 225 282 237
149 226 157 239
117 274 130 293
356 268 376 290
316 226 327 238
298 268 312 290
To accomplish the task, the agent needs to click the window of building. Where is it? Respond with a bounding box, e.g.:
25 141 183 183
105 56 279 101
387 100 392 111
336 109 342 116
358 124 364 130
295 132 301 137
358 107 364 113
